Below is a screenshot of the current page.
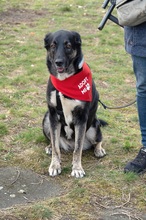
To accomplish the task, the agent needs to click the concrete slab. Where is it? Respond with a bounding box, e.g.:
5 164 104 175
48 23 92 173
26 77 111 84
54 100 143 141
0 167 63 209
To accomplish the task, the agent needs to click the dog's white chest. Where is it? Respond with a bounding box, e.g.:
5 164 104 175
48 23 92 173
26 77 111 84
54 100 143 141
50 91 82 139
59 92 81 125
59 92 82 139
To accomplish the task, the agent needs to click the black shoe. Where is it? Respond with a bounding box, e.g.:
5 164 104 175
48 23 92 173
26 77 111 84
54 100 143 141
124 147 146 174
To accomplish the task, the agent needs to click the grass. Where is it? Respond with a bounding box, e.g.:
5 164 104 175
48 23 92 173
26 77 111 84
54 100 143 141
0 0 146 219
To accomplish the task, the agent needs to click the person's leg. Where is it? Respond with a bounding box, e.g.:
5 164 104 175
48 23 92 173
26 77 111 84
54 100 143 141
133 55 146 147
124 55 146 173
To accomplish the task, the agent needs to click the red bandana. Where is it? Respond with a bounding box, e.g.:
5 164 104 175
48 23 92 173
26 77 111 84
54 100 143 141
50 62 92 101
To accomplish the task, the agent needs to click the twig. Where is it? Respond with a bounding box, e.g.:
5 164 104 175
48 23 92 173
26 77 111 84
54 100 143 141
23 196 32 203
30 179 43 185
9 170 20 185
95 201 108 209
114 193 131 209
111 212 131 220
111 212 142 220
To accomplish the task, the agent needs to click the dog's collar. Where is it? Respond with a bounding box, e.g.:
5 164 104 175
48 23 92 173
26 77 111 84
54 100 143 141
50 62 92 101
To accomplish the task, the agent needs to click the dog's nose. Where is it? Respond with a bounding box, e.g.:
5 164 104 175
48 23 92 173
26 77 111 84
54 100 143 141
55 59 63 67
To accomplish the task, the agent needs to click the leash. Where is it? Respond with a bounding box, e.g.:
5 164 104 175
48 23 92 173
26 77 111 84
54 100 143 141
98 98 136 110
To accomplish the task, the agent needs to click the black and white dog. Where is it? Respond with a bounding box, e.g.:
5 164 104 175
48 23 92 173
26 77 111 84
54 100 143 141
43 30 107 178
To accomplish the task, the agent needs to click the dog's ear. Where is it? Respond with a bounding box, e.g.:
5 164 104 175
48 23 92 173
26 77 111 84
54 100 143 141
71 31 82 45
44 33 52 50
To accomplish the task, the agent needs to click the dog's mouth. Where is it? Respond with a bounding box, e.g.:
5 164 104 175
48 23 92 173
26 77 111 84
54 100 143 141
56 67 65 73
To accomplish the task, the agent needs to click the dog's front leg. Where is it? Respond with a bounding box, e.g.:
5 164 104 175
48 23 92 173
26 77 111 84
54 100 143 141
48 108 61 177
71 124 86 178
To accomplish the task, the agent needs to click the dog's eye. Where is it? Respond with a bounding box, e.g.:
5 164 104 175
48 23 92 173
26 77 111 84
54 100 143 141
50 43 56 49
66 43 72 49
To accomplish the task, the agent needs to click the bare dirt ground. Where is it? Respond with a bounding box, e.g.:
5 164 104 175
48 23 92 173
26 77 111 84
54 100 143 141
0 8 48 25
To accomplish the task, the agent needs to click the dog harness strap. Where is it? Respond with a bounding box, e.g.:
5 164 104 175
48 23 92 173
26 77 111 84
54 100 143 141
50 62 92 101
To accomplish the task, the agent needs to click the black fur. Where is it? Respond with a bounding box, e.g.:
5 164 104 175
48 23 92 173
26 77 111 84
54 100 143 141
42 30 107 178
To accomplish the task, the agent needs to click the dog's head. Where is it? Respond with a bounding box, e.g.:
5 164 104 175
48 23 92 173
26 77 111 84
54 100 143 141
44 30 83 80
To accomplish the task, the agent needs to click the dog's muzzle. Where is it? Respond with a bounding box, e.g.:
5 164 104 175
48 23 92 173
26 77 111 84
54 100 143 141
55 59 65 73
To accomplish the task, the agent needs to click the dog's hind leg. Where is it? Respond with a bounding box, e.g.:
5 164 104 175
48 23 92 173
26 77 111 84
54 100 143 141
85 119 106 158
94 123 106 158
94 141 106 158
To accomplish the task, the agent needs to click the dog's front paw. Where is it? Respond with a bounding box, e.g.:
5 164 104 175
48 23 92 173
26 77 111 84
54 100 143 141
49 162 61 177
71 167 85 178
94 147 106 158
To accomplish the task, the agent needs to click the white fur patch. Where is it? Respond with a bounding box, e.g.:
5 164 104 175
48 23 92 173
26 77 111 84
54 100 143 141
78 57 84 69
57 72 74 81
86 127 96 144
59 137 74 151
59 92 82 126
50 90 56 106
64 126 73 139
